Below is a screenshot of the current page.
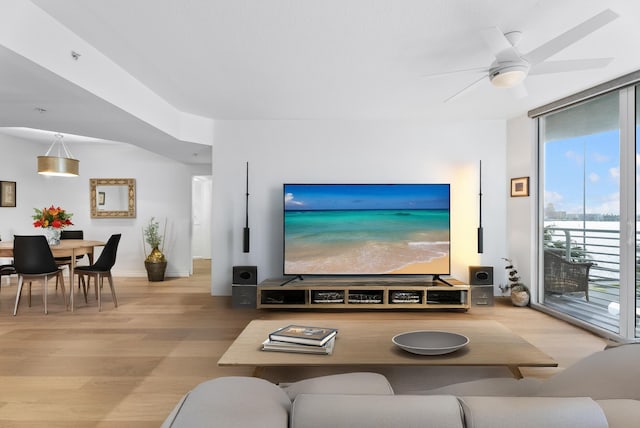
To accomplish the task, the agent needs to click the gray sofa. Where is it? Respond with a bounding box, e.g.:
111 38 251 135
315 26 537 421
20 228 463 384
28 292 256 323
162 344 640 427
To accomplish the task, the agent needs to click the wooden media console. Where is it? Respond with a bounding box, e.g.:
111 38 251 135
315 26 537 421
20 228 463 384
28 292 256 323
257 277 470 310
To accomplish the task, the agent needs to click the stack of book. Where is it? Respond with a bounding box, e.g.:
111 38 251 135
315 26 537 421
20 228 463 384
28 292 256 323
261 324 338 355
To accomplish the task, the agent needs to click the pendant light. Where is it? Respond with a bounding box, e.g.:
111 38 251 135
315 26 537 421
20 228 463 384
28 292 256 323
37 133 79 177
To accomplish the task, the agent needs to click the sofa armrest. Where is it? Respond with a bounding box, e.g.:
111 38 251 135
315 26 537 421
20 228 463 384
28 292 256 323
596 399 640 428
535 344 640 400
291 394 464 428
161 393 190 428
161 376 291 428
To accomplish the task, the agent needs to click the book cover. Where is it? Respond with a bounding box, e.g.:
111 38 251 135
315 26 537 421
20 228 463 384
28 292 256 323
269 325 338 346
261 337 335 355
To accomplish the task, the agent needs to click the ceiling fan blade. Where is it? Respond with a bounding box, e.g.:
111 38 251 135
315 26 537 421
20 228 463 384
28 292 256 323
444 74 487 103
480 27 520 62
525 9 619 65
423 66 488 78
529 58 614 75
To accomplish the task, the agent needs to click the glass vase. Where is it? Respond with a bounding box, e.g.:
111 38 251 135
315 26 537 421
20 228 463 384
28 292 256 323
43 227 62 245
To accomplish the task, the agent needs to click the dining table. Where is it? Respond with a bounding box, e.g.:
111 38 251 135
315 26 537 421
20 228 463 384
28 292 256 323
0 238 105 311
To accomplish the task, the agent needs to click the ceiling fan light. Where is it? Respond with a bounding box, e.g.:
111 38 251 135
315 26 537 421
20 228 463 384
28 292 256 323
490 64 528 88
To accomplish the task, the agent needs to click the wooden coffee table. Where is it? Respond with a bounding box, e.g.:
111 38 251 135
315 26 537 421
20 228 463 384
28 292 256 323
218 319 557 379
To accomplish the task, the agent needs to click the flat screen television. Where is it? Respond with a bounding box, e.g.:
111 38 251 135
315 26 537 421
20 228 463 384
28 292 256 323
283 183 450 276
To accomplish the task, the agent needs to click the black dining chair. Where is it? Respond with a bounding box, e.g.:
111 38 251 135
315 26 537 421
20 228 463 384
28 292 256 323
55 230 85 265
13 235 67 315
0 263 17 291
75 234 121 311
0 236 17 291
54 229 85 289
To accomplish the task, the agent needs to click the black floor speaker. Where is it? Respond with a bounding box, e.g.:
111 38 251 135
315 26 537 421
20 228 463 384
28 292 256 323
469 266 493 285
232 265 257 285
232 265 257 309
232 285 257 308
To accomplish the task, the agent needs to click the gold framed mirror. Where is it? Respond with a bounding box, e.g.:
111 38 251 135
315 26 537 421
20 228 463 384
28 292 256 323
90 178 136 218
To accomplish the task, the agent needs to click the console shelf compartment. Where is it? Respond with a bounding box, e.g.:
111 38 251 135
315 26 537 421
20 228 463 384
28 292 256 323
257 277 470 310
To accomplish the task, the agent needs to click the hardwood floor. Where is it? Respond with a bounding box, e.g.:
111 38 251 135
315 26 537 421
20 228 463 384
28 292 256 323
0 261 608 427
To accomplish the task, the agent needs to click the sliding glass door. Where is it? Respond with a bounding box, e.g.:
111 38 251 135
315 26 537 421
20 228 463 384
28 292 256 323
636 87 640 338
540 92 622 334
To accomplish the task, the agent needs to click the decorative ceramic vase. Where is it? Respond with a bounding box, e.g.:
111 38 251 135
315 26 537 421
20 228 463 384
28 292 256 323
43 227 62 245
511 288 530 307
145 247 167 281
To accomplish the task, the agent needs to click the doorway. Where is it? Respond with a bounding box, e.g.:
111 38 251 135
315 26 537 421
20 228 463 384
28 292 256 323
192 176 212 271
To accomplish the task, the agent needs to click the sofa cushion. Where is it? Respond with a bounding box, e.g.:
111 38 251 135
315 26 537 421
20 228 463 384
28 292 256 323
596 399 640 428
380 365 515 394
416 377 542 397
291 394 464 428
162 376 290 428
459 396 609 428
280 372 394 400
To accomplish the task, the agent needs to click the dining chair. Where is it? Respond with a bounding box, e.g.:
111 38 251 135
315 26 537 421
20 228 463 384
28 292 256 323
13 235 67 315
55 229 85 264
74 234 121 311
55 229 84 289
0 263 17 291
0 236 16 291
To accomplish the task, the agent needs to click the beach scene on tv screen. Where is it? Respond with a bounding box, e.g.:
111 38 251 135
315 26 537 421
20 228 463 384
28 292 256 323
284 184 450 275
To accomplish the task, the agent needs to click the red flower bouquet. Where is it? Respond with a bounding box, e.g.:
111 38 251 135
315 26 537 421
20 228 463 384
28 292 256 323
32 205 74 229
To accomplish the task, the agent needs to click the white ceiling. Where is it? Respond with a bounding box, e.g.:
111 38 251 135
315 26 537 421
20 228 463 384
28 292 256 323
2 0 640 165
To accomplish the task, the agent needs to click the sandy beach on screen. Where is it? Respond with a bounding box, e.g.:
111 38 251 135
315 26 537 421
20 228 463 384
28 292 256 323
388 254 449 274
285 240 450 275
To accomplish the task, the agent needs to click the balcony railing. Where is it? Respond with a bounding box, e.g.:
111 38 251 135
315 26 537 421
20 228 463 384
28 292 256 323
543 224 639 335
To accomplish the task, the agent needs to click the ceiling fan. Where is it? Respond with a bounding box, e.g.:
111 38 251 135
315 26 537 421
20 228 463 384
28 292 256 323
434 9 619 102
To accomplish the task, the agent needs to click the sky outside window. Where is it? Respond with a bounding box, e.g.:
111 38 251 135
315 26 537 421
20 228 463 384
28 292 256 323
545 129 620 218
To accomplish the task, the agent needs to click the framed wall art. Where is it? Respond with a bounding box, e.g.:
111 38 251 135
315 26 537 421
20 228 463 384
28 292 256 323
510 177 529 197
0 181 16 207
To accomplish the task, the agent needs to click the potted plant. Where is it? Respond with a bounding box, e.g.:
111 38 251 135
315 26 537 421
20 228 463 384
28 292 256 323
499 257 530 306
143 217 167 281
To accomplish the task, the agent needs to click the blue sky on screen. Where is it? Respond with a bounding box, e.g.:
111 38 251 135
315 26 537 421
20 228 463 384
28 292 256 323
284 184 450 211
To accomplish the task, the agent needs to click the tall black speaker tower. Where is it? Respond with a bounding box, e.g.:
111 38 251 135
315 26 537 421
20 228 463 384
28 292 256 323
243 161 250 253
477 160 483 254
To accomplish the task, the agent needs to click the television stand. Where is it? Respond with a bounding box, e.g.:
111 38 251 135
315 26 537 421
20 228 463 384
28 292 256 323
432 274 454 286
279 275 303 286
257 277 470 310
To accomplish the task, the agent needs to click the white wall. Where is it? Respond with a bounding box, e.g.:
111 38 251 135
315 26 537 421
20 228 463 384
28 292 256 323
212 119 509 295
0 133 194 277
506 114 536 295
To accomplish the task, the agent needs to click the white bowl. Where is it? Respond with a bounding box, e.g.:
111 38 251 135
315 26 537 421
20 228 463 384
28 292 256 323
392 330 469 355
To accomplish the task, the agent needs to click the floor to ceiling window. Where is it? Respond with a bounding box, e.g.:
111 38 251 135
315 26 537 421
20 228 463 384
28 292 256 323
535 76 639 341
636 86 640 338
540 93 621 334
